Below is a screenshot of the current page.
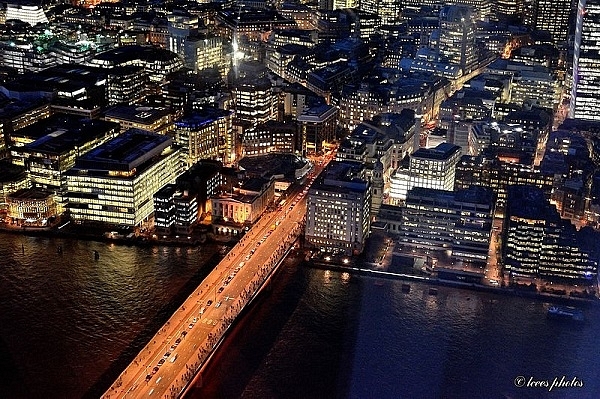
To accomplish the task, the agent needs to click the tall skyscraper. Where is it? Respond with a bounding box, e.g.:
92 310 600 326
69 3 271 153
438 5 478 74
570 0 600 120
528 0 571 47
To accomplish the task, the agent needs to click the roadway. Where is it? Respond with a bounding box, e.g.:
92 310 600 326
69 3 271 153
102 156 333 399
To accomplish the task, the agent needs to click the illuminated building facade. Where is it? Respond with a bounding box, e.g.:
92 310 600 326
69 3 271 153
14 117 120 190
0 101 51 140
503 185 597 282
232 79 277 128
242 121 297 156
397 186 494 267
305 161 371 255
6 3 48 26
410 143 461 192
528 0 571 47
0 44 55 74
167 12 199 57
437 5 478 74
184 35 224 74
154 184 198 235
389 143 461 203
297 104 338 155
106 66 148 106
211 177 275 231
570 0 600 121
7 188 56 224
0 162 30 214
455 154 553 214
65 129 183 226
89 45 183 85
174 109 235 167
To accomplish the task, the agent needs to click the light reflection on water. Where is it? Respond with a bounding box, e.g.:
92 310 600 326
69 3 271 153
0 233 220 399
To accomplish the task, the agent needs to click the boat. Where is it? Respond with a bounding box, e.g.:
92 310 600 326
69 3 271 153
428 288 438 296
547 305 584 322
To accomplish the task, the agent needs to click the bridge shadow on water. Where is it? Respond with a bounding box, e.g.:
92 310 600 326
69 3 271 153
83 252 223 399
186 252 362 399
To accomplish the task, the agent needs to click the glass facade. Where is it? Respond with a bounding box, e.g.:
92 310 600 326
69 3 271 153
570 0 600 120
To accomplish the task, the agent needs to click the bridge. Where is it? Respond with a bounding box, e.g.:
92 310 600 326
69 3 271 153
101 166 322 399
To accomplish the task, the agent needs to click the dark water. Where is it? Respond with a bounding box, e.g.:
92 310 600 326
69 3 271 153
0 233 221 399
194 264 600 399
1 232 600 399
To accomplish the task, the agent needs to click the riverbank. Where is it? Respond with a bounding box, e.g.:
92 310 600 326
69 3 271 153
307 260 600 306
0 222 210 247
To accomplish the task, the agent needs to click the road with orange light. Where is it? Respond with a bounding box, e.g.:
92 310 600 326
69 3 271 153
102 154 334 399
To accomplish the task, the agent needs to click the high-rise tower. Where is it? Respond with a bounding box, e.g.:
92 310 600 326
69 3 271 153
438 5 478 74
570 0 600 120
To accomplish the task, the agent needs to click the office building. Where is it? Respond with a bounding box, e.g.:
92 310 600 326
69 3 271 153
174 108 235 167
503 185 597 282
242 121 297 156
570 0 600 121
65 129 183 226
0 161 30 214
389 143 461 203
297 104 338 155
305 161 371 255
104 105 174 135
167 11 199 57
409 143 461 192
13 116 120 190
528 0 571 47
437 5 478 74
89 45 183 85
455 154 553 214
6 3 48 26
232 78 277 128
154 184 198 235
396 186 495 268
7 188 56 225
106 66 148 106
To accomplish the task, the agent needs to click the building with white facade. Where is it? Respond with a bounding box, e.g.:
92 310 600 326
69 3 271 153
65 129 183 226
305 161 371 255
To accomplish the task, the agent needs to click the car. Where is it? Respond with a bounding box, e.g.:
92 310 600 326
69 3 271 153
163 352 171 359
152 367 159 374
175 338 181 344
170 345 176 351
188 323 194 329
158 358 165 366
199 307 205 314
146 374 153 381
215 301 222 308
192 317 197 323
218 287 224 293
245 254 251 260
207 300 213 306
181 331 187 337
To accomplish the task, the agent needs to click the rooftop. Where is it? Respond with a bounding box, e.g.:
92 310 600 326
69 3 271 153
74 129 172 172
175 108 233 130
104 105 171 124
412 142 461 160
